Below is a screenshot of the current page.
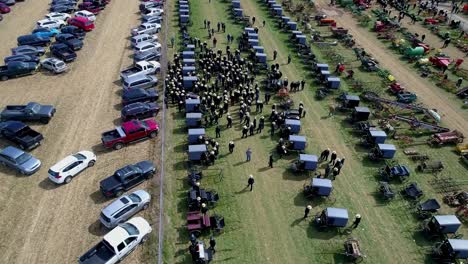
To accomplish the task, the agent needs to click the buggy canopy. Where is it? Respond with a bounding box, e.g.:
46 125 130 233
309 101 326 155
434 215 461 234
312 178 332 196
325 207 348 227
300 154 318 170
448 239 468 259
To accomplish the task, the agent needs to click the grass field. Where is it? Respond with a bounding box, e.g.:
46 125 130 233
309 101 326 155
161 0 468 263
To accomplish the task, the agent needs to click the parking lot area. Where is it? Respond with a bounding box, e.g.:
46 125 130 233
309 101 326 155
0 1 160 263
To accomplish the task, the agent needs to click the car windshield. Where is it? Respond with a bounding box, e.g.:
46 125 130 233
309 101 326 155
128 193 142 203
120 223 139 236
56 62 65 67
72 153 86 160
16 153 31 164
30 104 41 113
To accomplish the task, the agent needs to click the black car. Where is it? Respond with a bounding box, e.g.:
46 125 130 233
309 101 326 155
17 35 51 47
50 43 77 62
100 160 156 197
133 51 161 64
49 4 75 13
60 26 86 40
55 33 83 50
122 88 158 106
121 102 159 121
4 55 40 64
0 121 44 150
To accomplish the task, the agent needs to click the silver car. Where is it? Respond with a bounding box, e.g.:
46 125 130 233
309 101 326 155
99 190 151 229
41 58 68 74
133 41 161 55
122 74 157 91
0 146 41 175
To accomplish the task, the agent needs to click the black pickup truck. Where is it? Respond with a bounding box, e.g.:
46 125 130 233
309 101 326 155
50 43 77 62
0 121 44 150
0 102 56 123
0 61 37 81
100 160 156 197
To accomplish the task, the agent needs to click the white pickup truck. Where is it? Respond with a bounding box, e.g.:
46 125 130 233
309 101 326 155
78 217 152 264
120 61 160 80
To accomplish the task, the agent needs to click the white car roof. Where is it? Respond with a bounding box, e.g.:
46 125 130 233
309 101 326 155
50 155 77 171
75 10 93 16
104 217 150 247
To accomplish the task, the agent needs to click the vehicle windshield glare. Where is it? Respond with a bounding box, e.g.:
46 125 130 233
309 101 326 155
120 223 139 236
16 153 31 164
128 193 142 203
56 62 65 67
73 153 86 160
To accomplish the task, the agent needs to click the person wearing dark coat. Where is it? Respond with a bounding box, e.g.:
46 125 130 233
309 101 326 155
229 141 235 153
247 175 255 191
201 203 208 214
209 236 216 254
331 167 339 180
324 164 331 178
351 214 361 229
215 125 221 138
242 126 248 138
226 115 232 128
330 151 337 164
249 124 255 136
304 205 312 219
269 155 274 168
270 122 276 136
319 148 330 162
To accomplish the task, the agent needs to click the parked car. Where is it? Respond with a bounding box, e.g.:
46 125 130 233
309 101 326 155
139 2 162 12
41 58 68 74
0 146 41 175
130 34 158 48
78 217 152 264
142 15 162 24
142 7 163 17
11 45 45 56
49 4 75 13
4 54 40 64
0 14 3 22
121 102 159 121
68 16 94 31
32 27 60 38
17 35 51 47
133 41 161 55
78 2 100 14
133 50 160 63
36 18 66 29
0 102 56 123
131 22 161 36
50 43 77 62
101 119 158 150
122 88 158 105
0 121 44 150
51 0 77 5
122 75 157 91
45 12 71 21
74 10 96 21
120 60 160 80
100 190 151 228
100 161 156 197
0 61 38 81
0 3 10 13
0 0 15 6
48 150 96 184
60 25 86 39
55 33 83 50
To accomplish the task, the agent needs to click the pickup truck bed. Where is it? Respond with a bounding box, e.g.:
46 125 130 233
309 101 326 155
101 128 125 143
79 241 114 264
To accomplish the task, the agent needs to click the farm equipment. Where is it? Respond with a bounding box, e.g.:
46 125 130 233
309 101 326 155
431 239 468 263
189 240 213 264
331 27 349 38
361 130 387 147
456 144 468 154
187 170 203 186
186 211 225 237
456 87 468 99
368 144 396 160
429 57 451 69
314 207 349 230
318 19 335 26
428 130 464 146
291 154 318 172
187 187 219 210
396 91 417 103
390 115 450 133
379 164 410 182
378 181 395 200
416 199 441 219
343 238 364 262
388 82 405 94
303 178 333 198
444 192 468 207
421 215 462 240
360 57 379 71
402 182 424 200
353 121 376 134
417 160 444 173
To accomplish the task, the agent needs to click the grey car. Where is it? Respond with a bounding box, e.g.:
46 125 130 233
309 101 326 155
122 74 157 91
142 15 162 24
133 41 161 55
41 58 68 73
0 146 41 175
133 51 160 64
99 189 151 229
12 45 46 56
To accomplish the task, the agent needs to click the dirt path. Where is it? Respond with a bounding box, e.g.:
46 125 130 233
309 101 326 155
315 2 468 135
0 1 160 264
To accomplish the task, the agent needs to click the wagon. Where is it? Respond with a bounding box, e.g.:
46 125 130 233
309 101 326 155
282 16 291 23
417 160 444 173
182 58 195 66
402 182 423 200
273 7 282 16
232 0 241 8
248 38 259 47
422 215 462 240
443 192 468 207
314 207 348 229
332 27 349 38
431 239 468 263
379 164 409 182
416 199 440 219
327 77 341 89
361 130 387 147
188 144 207 161
428 130 464 146
378 181 395 200
281 109 301 120
233 8 243 17
353 121 376 134
252 45 264 53
315 63 329 73
188 128 206 144
186 112 202 128
344 238 364 262
182 50 195 59
189 240 213 264
318 19 335 26
351 106 370 123
186 211 225 237
182 66 196 76
304 178 333 198
288 135 306 151
287 21 297 30
292 154 318 172
187 170 202 186
339 94 360 110
248 33 258 40
368 144 396 160
185 98 200 113
284 119 301 134
256 53 267 64
244 27 255 34
188 187 219 210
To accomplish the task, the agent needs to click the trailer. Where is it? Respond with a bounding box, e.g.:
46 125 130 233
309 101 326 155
183 76 198 89
285 119 301 134
390 115 450 133
185 98 200 113
182 66 196 76
188 144 207 161
428 131 464 146
188 128 206 144
186 113 202 128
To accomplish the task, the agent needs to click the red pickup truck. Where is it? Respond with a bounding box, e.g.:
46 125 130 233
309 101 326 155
101 119 158 150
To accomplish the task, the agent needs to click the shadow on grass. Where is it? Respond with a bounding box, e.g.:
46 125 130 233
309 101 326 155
88 220 107 236
282 169 310 181
89 190 110 205
38 178 59 190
